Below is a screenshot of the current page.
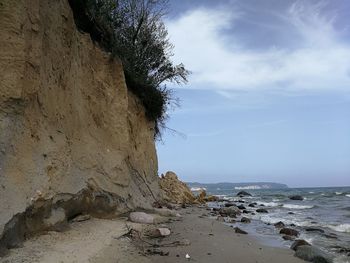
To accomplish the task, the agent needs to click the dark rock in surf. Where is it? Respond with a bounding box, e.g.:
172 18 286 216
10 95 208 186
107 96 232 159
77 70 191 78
236 191 252 197
242 210 250 214
224 203 236 208
283 235 295 241
237 205 246 210
238 200 245 203
289 195 304 201
234 227 248 234
324 233 338 239
219 207 241 217
248 203 256 208
294 245 333 263
305 228 325 233
280 228 299 237
291 240 311 251
274 221 285 228
240 217 251 223
256 208 268 213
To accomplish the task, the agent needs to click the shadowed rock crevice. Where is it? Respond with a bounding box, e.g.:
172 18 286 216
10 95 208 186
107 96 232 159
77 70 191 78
0 187 130 256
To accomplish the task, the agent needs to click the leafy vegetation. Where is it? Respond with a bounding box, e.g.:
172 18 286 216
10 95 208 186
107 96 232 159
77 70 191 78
68 0 189 137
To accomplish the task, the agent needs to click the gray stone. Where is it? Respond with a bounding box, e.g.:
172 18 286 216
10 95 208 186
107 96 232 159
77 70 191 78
129 212 154 224
234 227 248 234
274 221 285 228
294 245 333 263
280 228 299 236
219 206 241 217
240 217 251 223
291 239 311 251
236 191 252 197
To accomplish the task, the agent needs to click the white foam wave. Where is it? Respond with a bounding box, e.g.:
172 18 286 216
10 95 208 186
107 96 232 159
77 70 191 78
257 201 280 207
346 194 350 198
308 191 315 194
257 215 311 227
335 192 343 195
214 195 228 198
326 223 350 233
283 204 314 209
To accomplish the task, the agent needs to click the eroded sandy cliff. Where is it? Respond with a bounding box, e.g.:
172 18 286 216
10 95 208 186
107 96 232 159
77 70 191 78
0 0 161 252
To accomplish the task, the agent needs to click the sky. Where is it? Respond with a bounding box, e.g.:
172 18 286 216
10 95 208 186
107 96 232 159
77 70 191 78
156 0 350 188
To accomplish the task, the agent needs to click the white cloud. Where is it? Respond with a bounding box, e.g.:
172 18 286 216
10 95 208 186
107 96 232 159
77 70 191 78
166 1 350 93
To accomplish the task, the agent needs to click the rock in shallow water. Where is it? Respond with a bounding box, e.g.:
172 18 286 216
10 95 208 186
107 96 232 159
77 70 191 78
234 227 248 234
289 195 304 201
219 207 241 217
236 191 252 197
282 235 295 241
280 228 299 237
294 245 333 263
291 240 311 251
305 227 325 233
274 221 285 228
256 208 268 213
241 217 251 223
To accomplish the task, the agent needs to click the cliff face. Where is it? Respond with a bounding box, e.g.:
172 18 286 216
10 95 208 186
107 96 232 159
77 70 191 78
0 0 161 250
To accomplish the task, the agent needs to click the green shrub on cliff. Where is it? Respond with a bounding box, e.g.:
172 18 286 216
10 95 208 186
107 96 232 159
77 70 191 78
68 0 189 137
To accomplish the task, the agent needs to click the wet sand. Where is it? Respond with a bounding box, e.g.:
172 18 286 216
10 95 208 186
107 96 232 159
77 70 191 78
149 206 305 263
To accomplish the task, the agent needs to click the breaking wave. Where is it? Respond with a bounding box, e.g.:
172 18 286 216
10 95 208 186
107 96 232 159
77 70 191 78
257 201 280 207
282 204 314 209
325 224 350 233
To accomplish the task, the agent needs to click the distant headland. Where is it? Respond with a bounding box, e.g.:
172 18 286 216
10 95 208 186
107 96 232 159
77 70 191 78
187 182 289 191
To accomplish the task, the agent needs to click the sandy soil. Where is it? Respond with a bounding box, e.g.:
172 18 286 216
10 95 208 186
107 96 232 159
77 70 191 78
0 217 150 263
0 207 305 263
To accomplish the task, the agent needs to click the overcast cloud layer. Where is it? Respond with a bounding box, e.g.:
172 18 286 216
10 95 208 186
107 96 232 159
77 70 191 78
167 0 350 93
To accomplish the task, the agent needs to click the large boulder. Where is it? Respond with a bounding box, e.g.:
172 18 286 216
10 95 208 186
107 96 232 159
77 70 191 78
291 240 311 251
219 206 241 218
294 245 333 263
159 172 197 204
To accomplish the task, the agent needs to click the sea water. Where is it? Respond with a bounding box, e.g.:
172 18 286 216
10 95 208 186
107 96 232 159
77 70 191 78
207 186 350 263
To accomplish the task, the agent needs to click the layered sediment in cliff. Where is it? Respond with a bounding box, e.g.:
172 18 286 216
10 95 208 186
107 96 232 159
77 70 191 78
0 0 161 252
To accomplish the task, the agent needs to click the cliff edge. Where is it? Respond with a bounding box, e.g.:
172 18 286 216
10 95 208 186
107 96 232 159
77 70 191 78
0 0 162 252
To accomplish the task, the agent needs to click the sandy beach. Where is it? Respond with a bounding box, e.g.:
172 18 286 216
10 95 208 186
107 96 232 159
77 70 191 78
0 206 305 263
